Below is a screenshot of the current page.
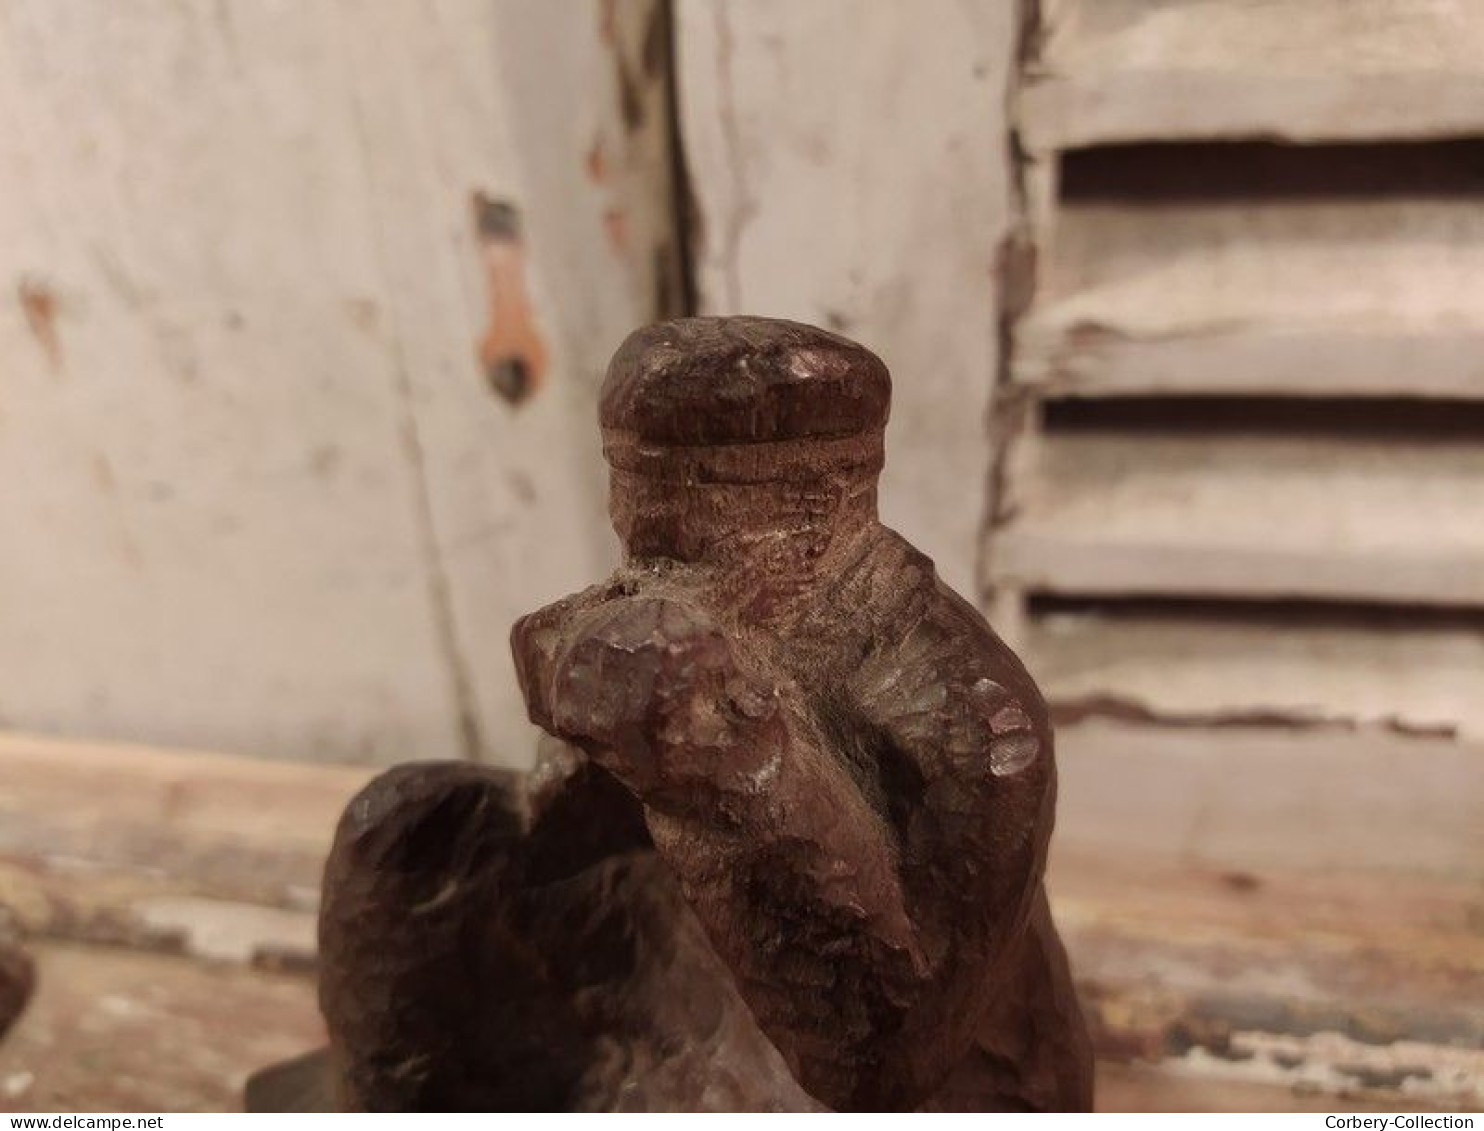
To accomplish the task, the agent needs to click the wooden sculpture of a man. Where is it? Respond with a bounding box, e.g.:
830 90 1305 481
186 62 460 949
312 317 1091 1113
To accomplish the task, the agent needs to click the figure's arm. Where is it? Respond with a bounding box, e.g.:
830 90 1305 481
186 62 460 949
847 584 1058 1094
514 592 935 1109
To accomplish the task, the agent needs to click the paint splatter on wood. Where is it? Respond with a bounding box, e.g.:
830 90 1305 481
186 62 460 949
17 278 62 372
472 192 547 407
603 207 629 253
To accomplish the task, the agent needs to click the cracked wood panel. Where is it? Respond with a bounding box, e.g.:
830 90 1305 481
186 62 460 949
988 412 1484 606
1015 181 1484 399
0 0 677 766
1027 604 1484 743
1019 0 1484 153
675 0 1013 598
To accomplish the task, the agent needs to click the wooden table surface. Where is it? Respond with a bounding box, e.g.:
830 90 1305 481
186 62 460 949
0 730 1478 1112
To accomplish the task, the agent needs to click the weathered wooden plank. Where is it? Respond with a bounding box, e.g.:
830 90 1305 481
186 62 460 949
1054 721 1484 880
1015 192 1484 399
0 941 325 1113
3 730 1477 1109
0 0 677 768
5 872 1475 1111
4 874 1475 1113
0 730 368 954
1025 605 1484 742
988 418 1484 606
1050 847 1484 1110
996 535 1484 608
676 0 1013 597
2 938 1456 1113
1019 327 1484 402
1095 1062 1453 1113
1019 0 1484 152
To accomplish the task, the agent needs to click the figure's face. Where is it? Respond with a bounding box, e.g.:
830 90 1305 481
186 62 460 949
609 471 725 561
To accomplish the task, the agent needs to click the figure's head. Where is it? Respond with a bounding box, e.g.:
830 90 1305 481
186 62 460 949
599 317 891 564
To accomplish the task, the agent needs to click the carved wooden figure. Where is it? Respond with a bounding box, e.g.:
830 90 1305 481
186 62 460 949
310 317 1092 1113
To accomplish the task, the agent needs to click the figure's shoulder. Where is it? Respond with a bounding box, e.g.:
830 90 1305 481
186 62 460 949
849 529 1052 776
842 525 938 622
859 527 1035 677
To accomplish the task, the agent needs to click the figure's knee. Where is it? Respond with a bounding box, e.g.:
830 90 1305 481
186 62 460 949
318 761 533 1067
324 761 526 907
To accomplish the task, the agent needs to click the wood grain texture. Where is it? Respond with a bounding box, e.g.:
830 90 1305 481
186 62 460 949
1026 605 1484 743
1016 190 1484 400
0 940 1458 1113
1020 0 1484 151
0 941 325 1113
0 0 679 767
995 0 1484 910
676 0 1014 596
0 730 368 957
989 415 1484 606
1055 721 1484 881
1050 847 1484 1110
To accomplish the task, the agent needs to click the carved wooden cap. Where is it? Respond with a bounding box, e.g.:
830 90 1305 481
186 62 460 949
599 317 891 447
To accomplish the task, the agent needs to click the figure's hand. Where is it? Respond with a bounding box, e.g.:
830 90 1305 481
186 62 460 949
511 583 616 735
531 594 779 798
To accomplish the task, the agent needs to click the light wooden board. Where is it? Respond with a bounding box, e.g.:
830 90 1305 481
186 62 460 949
1015 193 1484 399
1019 0 1484 152
1055 720 1484 881
988 419 1484 606
676 0 1013 597
0 0 679 768
1025 606 1484 742
0 730 367 956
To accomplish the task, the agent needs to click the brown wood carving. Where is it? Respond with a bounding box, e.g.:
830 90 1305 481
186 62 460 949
310 317 1092 1113
0 907 34 1043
